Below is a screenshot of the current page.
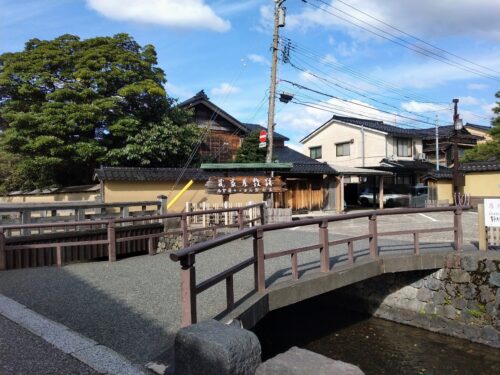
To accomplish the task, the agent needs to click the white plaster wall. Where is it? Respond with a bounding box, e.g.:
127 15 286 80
302 120 387 167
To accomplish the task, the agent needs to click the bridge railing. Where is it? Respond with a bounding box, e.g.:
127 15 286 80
0 202 266 270
170 206 470 327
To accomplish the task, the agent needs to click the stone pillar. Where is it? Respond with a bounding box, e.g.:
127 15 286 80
256 347 364 375
174 320 261 375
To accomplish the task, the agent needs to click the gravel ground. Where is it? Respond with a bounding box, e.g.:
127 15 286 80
0 210 481 364
0 315 100 375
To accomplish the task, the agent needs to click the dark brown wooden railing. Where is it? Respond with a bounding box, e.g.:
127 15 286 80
170 206 470 327
0 202 266 270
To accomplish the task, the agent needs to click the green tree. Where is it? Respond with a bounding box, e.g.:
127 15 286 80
462 91 500 162
0 33 187 190
234 130 266 163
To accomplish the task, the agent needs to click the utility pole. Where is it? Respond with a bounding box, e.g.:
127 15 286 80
266 0 286 163
452 98 463 194
435 114 439 171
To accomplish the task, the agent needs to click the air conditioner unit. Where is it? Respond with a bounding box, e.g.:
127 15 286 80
417 153 426 161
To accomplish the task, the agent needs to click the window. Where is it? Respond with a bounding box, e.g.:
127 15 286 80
336 142 350 157
309 146 322 159
396 138 412 157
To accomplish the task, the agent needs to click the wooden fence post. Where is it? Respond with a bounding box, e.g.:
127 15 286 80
107 219 116 262
259 203 266 226
0 228 6 271
253 228 265 291
181 214 189 248
238 208 244 231
454 208 463 252
319 220 330 272
369 214 378 258
478 203 487 251
180 254 197 327
148 237 156 256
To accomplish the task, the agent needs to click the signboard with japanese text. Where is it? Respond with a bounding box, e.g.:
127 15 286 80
484 199 500 227
206 176 287 195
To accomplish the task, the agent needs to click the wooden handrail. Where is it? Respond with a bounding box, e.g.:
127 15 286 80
171 206 470 327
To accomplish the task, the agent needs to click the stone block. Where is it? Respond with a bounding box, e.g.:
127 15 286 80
461 256 478 272
424 277 441 291
458 284 476 300
485 260 498 272
452 298 467 311
432 269 447 281
449 269 471 283
432 291 445 305
443 305 457 319
463 324 481 340
416 288 433 302
489 272 500 288
481 326 499 342
398 286 418 299
479 285 495 303
255 347 364 375
174 320 261 375
444 283 457 297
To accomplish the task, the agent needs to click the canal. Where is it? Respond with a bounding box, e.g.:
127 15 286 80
252 292 500 375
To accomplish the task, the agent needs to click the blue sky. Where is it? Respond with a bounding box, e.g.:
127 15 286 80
2 0 500 150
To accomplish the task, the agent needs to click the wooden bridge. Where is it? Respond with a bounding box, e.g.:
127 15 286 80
170 206 478 328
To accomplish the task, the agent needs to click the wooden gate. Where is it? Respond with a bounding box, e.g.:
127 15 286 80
284 179 324 212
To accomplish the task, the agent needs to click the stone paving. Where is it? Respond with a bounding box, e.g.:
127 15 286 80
0 210 482 366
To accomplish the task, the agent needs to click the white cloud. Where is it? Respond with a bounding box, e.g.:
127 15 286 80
401 101 448 113
254 5 273 34
86 0 230 32
211 83 241 96
286 0 500 40
458 96 479 106
321 53 337 64
467 83 489 90
247 53 270 66
165 82 194 100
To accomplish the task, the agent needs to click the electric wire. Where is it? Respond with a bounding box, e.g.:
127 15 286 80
302 0 500 82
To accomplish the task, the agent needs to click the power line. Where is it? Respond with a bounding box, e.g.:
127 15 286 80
282 79 443 126
302 0 500 82
322 0 500 77
282 37 450 105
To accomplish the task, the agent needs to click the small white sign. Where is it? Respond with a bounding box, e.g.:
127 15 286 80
484 199 500 227
258 141 267 148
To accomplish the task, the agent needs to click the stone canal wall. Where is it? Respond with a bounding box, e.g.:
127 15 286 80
336 253 500 348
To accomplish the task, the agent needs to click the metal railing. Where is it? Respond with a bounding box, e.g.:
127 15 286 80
0 202 266 270
170 206 471 327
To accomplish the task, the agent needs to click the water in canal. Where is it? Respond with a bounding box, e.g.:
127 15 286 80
252 293 500 375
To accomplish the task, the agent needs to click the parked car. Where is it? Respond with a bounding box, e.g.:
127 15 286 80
358 188 410 207
410 185 429 208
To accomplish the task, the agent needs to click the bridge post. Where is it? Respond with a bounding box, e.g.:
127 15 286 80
259 203 266 226
319 220 330 272
454 208 463 252
253 228 265 291
0 228 6 271
107 219 116 262
181 214 190 248
369 214 378 258
238 208 244 231
180 254 197 327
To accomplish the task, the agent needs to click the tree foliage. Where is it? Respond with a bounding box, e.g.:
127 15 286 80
234 130 266 163
0 33 199 191
462 91 500 162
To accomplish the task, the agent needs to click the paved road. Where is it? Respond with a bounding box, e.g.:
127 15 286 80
0 315 100 375
0 210 485 366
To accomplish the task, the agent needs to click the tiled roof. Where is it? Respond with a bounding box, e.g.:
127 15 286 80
331 116 423 138
421 170 453 180
243 123 289 141
94 167 217 182
274 146 337 174
465 123 492 131
379 158 446 171
459 159 500 172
